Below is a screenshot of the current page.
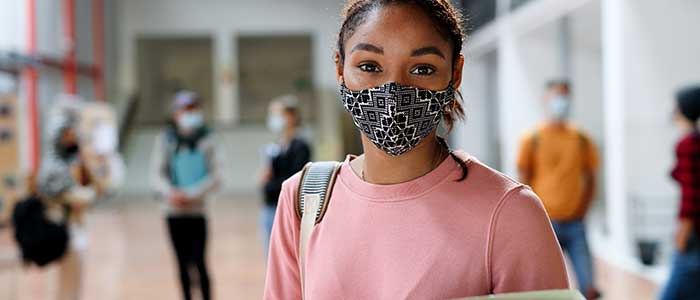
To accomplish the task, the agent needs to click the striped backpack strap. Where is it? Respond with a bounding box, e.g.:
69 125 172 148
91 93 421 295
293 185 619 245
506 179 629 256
296 161 341 299
296 161 342 223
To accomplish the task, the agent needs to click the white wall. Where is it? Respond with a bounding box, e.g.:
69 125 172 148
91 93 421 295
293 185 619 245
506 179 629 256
622 0 700 202
0 0 24 51
453 55 492 165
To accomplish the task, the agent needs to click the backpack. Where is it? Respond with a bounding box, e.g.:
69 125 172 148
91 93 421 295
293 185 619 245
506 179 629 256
12 196 70 266
295 161 342 298
165 130 209 188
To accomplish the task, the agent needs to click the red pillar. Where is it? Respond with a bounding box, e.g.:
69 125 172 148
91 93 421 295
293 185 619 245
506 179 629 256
26 0 40 172
63 0 77 94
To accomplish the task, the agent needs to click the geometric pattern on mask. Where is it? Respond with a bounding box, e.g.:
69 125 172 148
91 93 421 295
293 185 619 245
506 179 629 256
340 82 454 156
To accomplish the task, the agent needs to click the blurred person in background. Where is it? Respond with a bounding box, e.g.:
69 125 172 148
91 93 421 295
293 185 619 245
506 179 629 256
661 85 700 300
259 96 311 255
37 108 101 300
264 1 569 298
151 90 220 300
517 80 600 299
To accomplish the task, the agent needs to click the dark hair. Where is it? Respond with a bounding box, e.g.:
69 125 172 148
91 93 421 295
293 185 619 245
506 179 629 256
676 84 700 123
337 0 468 180
283 105 302 127
546 79 571 91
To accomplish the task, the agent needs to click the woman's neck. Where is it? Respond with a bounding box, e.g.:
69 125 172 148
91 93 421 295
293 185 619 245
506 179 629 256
352 134 447 185
281 127 297 143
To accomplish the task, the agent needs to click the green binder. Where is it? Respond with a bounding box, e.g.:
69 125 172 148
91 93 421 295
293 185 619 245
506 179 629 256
457 289 585 300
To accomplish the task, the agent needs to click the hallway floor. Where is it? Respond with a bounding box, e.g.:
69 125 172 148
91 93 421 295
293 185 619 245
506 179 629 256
1 194 659 299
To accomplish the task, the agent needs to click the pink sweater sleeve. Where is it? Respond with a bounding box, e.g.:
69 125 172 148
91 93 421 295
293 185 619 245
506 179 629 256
264 176 302 300
488 186 570 293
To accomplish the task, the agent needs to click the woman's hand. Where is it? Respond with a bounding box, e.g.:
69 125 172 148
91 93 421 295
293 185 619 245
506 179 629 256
169 190 189 208
675 219 693 253
70 201 87 215
259 167 273 187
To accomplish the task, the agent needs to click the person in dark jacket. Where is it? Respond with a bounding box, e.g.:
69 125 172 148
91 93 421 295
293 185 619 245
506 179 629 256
259 96 311 255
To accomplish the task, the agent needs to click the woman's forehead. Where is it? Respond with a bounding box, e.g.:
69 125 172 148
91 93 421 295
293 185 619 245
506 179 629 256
345 4 451 54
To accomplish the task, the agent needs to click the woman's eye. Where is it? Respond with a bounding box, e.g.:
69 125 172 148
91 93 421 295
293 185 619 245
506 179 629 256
411 65 435 76
358 63 381 73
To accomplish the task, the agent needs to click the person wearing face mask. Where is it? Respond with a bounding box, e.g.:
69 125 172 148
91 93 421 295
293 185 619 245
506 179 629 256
36 108 100 300
517 80 601 299
264 1 570 299
151 90 219 300
660 85 700 300
259 96 311 256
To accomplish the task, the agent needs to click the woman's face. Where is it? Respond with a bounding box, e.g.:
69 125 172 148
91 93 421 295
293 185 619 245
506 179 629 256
336 4 463 91
673 107 694 131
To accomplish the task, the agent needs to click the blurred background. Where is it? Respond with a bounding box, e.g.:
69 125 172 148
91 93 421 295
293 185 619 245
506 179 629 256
0 0 698 299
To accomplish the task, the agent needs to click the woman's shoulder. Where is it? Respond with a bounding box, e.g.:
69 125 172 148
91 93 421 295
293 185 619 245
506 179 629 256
281 169 305 191
450 151 547 216
676 132 700 151
289 136 312 150
451 153 553 242
279 168 307 205
451 150 525 196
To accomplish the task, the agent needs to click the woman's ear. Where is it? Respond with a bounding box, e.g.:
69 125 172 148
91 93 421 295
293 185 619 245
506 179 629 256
452 54 465 88
335 52 344 85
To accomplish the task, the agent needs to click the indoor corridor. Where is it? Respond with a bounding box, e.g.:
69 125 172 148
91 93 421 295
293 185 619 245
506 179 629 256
2 0 699 299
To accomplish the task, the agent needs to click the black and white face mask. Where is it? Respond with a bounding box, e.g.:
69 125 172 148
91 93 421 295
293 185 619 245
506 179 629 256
340 82 455 156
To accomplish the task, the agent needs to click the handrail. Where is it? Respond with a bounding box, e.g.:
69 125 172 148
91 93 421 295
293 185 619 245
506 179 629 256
118 94 140 152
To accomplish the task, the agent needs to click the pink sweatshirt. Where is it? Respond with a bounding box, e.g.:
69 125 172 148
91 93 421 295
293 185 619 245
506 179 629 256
264 151 569 299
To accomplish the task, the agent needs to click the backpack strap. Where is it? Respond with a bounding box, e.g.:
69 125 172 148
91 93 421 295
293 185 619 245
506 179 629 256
296 161 341 299
528 131 540 178
163 130 179 183
578 132 589 172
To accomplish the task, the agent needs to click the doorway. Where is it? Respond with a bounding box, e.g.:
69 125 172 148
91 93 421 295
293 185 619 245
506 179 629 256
237 35 314 124
136 37 214 125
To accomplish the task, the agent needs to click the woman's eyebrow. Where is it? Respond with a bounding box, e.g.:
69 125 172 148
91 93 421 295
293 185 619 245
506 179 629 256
350 43 384 54
411 47 445 59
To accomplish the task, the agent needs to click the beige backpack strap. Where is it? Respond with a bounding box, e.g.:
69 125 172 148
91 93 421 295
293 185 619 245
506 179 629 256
296 161 341 298
299 194 320 298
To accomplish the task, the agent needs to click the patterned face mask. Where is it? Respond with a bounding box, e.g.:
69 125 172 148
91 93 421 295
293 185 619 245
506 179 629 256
340 82 455 156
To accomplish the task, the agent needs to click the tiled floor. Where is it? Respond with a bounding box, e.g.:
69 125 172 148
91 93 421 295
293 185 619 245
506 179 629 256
0 194 659 300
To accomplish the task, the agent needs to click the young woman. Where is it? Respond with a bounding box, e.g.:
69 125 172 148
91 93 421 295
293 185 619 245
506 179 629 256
151 91 219 300
264 1 569 298
260 97 311 255
38 116 98 300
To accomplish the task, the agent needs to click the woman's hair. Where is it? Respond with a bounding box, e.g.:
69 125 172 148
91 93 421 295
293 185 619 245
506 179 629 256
337 0 469 180
273 94 302 127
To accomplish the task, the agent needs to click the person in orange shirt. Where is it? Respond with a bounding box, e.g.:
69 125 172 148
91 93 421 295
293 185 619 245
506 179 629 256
517 80 600 300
